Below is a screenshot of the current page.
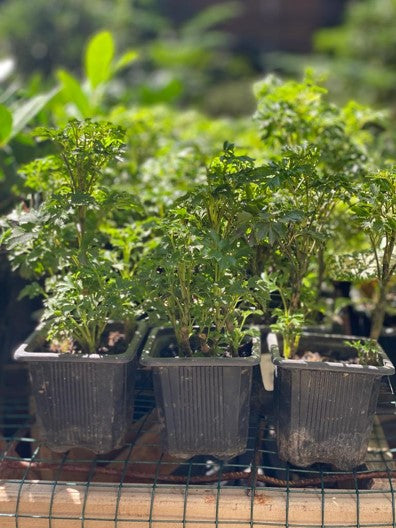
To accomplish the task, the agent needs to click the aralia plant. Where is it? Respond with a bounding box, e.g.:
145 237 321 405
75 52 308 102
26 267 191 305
140 143 263 358
1 119 140 355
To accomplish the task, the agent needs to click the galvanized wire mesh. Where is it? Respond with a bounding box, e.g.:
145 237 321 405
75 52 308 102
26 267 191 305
0 365 396 527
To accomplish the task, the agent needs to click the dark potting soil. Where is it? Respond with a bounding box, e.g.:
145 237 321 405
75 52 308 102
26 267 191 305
42 327 128 356
161 335 253 359
296 350 359 364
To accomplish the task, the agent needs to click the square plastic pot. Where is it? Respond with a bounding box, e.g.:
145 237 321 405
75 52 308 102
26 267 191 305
268 332 395 470
140 327 260 459
14 322 148 454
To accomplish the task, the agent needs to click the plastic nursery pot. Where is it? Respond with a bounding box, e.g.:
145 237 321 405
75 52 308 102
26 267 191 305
266 332 395 470
14 321 148 454
140 327 260 459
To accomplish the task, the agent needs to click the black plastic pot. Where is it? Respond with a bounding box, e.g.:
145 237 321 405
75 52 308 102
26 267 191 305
140 327 260 459
267 332 395 470
14 322 148 454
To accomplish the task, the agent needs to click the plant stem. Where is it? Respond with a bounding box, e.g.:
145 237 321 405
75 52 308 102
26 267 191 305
370 283 387 340
370 231 395 340
178 326 192 357
317 246 325 303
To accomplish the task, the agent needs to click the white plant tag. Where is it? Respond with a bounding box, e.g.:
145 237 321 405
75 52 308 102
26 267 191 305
260 353 275 391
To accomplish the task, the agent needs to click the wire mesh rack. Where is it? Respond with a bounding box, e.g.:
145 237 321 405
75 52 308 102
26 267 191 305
1 364 396 528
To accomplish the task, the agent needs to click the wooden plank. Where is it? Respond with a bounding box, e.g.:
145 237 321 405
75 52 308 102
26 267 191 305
0 480 394 528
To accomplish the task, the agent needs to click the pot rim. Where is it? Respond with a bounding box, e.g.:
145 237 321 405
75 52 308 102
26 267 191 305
14 321 148 364
268 331 395 375
140 326 261 367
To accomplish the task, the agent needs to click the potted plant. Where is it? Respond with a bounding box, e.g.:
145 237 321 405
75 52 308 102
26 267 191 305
1 120 147 453
254 153 395 469
139 145 261 459
234 75 395 469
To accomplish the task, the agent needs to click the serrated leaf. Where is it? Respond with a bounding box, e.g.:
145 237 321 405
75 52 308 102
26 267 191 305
280 210 305 223
18 282 45 300
7 231 35 249
267 175 280 189
85 31 115 89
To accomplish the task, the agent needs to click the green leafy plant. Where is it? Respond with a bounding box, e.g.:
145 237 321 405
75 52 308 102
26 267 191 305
139 144 262 358
1 119 127 276
344 339 382 367
245 75 378 358
331 169 396 340
0 0 248 112
1 119 141 354
55 30 138 122
243 144 349 358
39 259 136 355
353 170 396 339
140 210 258 358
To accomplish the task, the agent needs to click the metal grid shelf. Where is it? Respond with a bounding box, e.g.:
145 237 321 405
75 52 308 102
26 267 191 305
1 367 396 527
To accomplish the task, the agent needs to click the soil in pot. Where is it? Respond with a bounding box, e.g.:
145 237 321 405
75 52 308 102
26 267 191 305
14 322 148 454
45 324 130 355
268 332 395 470
141 327 260 459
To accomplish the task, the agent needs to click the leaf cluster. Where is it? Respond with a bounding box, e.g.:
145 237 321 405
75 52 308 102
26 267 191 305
344 339 382 367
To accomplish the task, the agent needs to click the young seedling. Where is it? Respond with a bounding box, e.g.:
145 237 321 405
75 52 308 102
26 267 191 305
344 339 382 366
39 258 136 355
246 145 346 358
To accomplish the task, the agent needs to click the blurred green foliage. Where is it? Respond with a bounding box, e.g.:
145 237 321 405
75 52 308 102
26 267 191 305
267 0 396 113
0 0 164 77
0 0 254 112
314 0 396 106
0 29 255 219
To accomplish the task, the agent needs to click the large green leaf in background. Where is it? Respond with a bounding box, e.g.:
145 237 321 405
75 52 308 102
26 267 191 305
57 69 91 117
11 87 59 138
0 104 12 146
113 49 139 73
85 30 115 89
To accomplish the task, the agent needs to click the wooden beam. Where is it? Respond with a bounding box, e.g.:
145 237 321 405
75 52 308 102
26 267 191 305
0 480 395 528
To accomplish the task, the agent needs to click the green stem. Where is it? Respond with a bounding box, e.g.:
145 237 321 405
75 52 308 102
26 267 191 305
370 284 387 340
